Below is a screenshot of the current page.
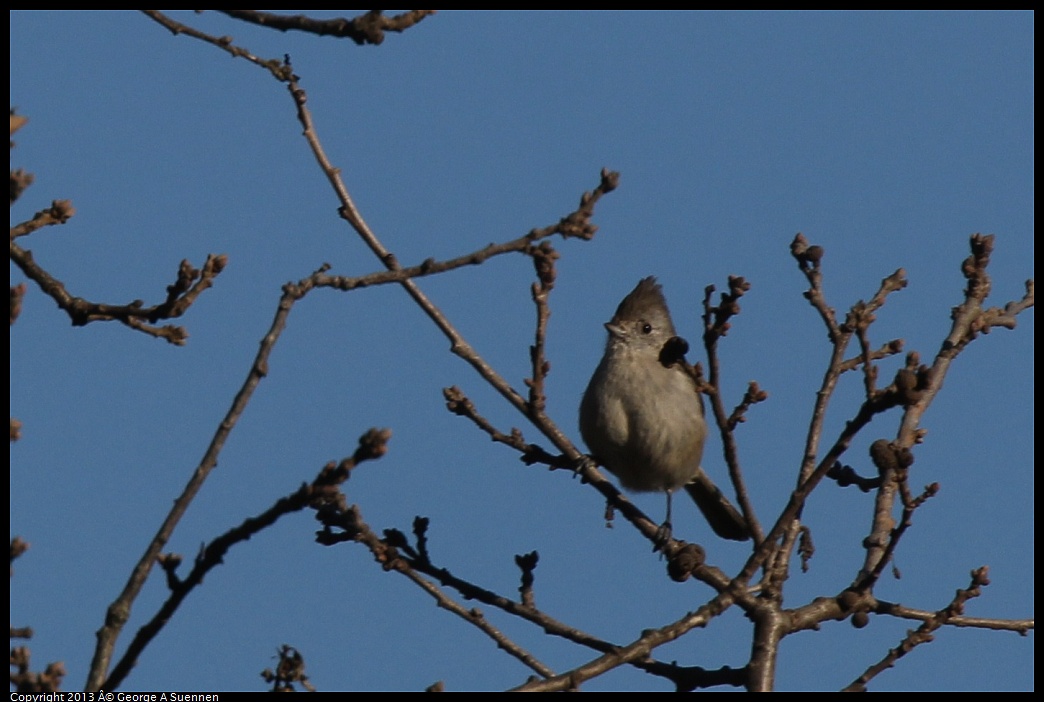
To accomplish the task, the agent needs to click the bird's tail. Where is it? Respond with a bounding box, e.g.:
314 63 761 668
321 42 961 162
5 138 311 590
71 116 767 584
684 471 751 541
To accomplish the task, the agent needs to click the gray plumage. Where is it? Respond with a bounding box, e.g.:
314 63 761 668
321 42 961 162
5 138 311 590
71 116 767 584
579 277 750 542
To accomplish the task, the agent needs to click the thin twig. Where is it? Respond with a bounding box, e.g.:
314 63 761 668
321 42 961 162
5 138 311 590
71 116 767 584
85 270 313 691
699 276 763 543
872 599 1033 634
142 11 295 81
524 241 558 417
10 240 227 345
860 234 1034 581
10 199 74 238
101 432 387 690
843 567 991 691
511 588 741 692
216 10 436 45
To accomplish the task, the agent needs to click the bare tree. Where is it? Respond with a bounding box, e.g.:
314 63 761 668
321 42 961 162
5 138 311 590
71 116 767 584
10 11 1033 692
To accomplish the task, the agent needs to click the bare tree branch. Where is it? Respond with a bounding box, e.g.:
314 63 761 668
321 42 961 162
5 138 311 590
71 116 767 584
10 13 1031 694
101 431 390 690
217 10 437 45
844 567 992 692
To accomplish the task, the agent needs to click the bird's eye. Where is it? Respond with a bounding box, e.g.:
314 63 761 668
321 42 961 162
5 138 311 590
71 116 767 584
641 322 653 334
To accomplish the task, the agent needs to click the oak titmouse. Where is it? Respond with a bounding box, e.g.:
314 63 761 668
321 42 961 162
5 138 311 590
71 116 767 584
579 277 750 542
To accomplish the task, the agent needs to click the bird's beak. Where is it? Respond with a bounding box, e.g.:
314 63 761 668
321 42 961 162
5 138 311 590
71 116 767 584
604 320 626 339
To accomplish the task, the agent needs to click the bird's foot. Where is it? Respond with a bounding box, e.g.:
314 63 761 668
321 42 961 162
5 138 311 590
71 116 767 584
574 455 596 481
653 520 673 552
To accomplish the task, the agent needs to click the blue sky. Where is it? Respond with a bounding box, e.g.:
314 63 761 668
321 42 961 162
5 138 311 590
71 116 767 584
10 11 1033 692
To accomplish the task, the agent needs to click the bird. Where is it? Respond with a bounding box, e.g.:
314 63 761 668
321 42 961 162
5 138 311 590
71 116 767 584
579 277 750 543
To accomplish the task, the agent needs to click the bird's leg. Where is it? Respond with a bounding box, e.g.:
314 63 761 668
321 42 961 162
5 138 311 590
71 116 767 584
654 490 674 551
